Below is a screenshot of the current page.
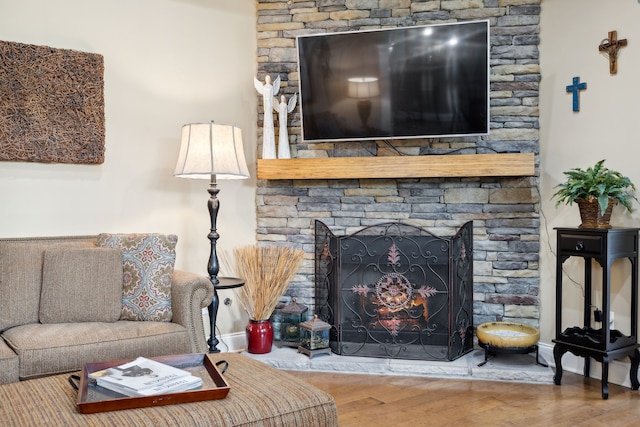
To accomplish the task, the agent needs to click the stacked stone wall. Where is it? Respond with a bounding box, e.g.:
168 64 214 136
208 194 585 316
256 0 541 327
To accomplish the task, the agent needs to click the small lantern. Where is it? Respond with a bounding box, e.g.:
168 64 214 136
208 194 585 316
298 315 331 358
270 311 284 342
269 298 289 342
278 299 308 347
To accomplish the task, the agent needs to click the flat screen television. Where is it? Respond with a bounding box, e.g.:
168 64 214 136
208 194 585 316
296 20 490 143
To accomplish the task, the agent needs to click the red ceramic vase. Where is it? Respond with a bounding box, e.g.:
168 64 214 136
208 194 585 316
246 319 274 354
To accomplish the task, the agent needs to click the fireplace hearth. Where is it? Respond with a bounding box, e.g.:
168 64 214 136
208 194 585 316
315 221 474 361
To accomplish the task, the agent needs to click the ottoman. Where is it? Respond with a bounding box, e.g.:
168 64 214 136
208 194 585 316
0 352 338 426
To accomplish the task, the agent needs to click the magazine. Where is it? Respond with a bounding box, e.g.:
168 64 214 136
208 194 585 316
94 374 203 397
136 375 202 396
89 357 200 397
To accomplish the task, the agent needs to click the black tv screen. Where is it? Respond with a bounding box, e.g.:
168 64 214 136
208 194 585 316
296 20 490 143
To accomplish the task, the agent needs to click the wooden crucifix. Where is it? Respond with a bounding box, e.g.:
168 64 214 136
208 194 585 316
598 30 627 74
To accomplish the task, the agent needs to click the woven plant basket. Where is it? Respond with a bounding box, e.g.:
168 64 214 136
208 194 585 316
576 198 616 229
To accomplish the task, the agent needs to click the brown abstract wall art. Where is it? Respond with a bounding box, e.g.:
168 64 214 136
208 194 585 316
0 40 105 164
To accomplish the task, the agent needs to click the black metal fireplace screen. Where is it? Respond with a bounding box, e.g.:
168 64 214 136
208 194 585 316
315 221 474 361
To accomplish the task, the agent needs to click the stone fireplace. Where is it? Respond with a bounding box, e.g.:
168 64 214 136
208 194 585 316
255 1 541 332
315 221 474 361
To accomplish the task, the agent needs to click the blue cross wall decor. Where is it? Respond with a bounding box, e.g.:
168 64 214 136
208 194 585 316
566 76 587 112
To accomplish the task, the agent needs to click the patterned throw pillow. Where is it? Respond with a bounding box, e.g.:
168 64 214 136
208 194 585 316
97 233 177 321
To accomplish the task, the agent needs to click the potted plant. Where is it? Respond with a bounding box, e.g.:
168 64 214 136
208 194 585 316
553 159 637 228
226 244 304 354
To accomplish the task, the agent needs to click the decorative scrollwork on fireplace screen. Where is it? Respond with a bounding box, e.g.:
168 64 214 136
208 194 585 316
315 221 474 361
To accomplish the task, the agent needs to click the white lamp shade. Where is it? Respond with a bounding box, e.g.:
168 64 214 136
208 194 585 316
174 123 250 180
347 77 380 99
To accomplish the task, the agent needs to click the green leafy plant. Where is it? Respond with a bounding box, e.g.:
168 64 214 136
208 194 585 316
553 159 637 215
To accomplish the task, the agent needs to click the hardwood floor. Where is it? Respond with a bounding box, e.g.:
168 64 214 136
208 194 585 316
291 370 640 426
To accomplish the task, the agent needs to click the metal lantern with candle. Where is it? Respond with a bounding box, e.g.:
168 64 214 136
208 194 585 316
278 299 308 347
298 315 331 358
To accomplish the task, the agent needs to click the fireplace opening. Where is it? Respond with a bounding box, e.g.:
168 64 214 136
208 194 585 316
315 221 474 361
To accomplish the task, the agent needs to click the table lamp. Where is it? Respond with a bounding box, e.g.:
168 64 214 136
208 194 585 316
174 122 249 352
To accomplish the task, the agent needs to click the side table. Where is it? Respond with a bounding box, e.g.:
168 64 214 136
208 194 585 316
553 227 640 399
208 277 244 353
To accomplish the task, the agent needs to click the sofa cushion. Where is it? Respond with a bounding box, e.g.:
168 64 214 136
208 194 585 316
0 237 96 332
97 233 177 322
2 321 190 379
39 248 123 323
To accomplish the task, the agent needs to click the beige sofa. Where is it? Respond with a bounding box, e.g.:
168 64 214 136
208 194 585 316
0 235 214 384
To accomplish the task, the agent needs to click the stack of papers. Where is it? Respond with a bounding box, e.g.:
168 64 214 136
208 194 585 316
88 357 202 397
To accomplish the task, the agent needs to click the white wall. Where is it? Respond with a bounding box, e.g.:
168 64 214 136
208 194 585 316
540 0 640 352
0 0 257 338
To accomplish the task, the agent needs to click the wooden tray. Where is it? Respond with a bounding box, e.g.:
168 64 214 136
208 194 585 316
76 353 230 414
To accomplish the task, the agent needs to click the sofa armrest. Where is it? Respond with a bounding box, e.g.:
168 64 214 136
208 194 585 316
171 269 214 353
0 338 19 385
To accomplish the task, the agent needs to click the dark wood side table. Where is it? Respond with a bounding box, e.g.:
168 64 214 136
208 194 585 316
553 227 640 399
208 277 244 353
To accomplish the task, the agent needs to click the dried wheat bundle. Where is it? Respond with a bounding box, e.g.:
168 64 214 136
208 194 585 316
232 245 304 321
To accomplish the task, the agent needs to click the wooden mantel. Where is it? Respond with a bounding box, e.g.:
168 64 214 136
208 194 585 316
257 153 535 180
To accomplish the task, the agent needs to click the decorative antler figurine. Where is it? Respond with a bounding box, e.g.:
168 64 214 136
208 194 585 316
599 30 627 75
275 93 297 159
